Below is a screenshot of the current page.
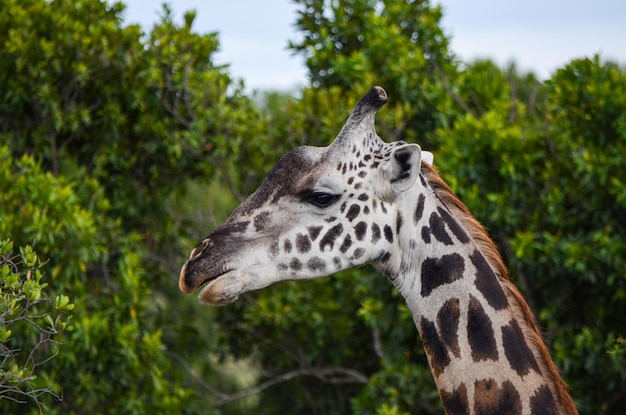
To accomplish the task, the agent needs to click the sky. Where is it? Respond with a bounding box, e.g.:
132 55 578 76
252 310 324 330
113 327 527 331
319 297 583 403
121 0 626 91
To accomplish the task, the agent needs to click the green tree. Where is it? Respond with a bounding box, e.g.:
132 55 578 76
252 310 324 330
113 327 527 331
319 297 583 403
1 0 271 413
0 147 192 414
290 0 457 144
0 240 74 409
0 0 263 236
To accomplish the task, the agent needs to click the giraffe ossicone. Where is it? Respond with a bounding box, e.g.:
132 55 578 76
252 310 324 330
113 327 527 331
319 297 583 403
179 86 578 414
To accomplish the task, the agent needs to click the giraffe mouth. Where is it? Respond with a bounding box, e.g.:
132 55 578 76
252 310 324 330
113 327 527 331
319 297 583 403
178 259 232 295
194 273 223 294
196 270 242 305
196 272 225 291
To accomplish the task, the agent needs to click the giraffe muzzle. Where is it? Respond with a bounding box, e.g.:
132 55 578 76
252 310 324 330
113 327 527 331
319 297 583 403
179 259 233 294
179 238 223 294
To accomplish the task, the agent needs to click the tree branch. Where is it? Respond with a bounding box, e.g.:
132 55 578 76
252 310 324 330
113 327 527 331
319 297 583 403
507 67 518 124
216 366 368 405
166 350 368 406
426 52 473 115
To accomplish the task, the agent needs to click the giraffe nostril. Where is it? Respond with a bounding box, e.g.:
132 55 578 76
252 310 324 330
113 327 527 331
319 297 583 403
189 239 211 261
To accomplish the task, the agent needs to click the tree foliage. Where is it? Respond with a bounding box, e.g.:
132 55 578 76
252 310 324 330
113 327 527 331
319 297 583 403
290 0 456 144
0 147 193 414
0 0 264 235
0 239 74 409
0 0 256 412
1 0 624 414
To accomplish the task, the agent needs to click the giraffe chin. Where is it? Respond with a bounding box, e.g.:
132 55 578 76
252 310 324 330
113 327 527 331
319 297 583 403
197 272 242 306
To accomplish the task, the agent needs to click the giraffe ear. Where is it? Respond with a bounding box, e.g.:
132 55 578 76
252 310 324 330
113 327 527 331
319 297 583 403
386 144 421 194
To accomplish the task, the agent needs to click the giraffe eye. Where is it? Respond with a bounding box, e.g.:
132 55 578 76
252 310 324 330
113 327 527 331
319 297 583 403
305 192 338 208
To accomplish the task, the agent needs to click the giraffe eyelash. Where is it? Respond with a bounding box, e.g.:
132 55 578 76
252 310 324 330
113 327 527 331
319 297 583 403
301 191 340 208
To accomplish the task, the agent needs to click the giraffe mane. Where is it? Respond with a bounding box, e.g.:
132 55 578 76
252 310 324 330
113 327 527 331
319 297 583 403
420 162 578 414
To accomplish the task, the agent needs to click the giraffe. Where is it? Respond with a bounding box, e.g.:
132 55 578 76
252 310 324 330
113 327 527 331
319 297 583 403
179 87 578 414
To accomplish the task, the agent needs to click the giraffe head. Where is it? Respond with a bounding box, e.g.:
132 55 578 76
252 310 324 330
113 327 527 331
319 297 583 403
179 87 431 305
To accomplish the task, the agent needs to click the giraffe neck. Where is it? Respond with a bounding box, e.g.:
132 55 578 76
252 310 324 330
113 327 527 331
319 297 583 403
378 165 578 415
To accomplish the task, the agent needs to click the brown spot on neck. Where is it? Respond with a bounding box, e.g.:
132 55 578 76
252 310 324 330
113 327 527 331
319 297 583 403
421 164 579 414
474 379 522 415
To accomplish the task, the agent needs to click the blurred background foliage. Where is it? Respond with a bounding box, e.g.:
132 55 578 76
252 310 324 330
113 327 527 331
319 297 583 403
0 0 624 413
